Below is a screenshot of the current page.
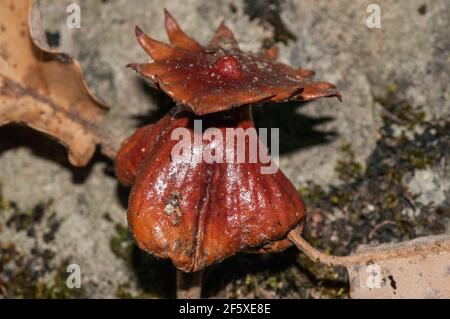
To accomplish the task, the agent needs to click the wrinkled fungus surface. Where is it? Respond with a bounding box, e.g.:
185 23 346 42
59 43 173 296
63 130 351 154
117 106 306 272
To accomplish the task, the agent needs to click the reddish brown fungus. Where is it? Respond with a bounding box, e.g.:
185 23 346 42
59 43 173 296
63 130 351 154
117 106 306 272
117 10 341 272
127 11 340 115
211 55 244 80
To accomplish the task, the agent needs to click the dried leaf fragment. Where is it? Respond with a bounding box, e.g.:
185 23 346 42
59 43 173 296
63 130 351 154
348 234 450 299
0 0 112 166
289 230 450 299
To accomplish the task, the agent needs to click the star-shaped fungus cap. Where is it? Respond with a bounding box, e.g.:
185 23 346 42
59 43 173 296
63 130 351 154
128 10 341 115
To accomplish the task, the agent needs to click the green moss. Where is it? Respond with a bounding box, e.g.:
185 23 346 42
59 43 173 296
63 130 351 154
116 283 135 299
0 243 84 298
2 197 61 243
374 85 426 129
6 199 53 233
108 222 175 299
298 184 327 207
0 187 78 298
335 143 365 182
0 182 10 211
295 253 348 299
408 148 434 169
387 83 398 94
267 274 291 292
33 263 84 299
262 37 276 50
115 283 158 299
244 274 254 286
43 212 61 243
110 223 134 264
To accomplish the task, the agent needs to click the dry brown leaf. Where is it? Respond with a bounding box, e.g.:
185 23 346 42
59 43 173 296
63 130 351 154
0 0 116 166
347 234 450 299
289 231 450 299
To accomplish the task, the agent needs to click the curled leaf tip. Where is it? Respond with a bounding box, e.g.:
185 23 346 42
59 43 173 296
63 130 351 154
126 63 139 71
135 25 143 37
297 69 316 78
163 9 201 51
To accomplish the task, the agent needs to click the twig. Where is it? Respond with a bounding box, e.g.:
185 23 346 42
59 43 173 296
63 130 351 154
287 229 449 268
288 230 354 267
368 220 398 239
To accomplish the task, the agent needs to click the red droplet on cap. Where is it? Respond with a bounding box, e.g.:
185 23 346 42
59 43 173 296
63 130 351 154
212 55 244 80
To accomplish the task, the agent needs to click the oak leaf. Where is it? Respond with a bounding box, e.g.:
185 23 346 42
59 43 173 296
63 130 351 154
0 0 114 166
